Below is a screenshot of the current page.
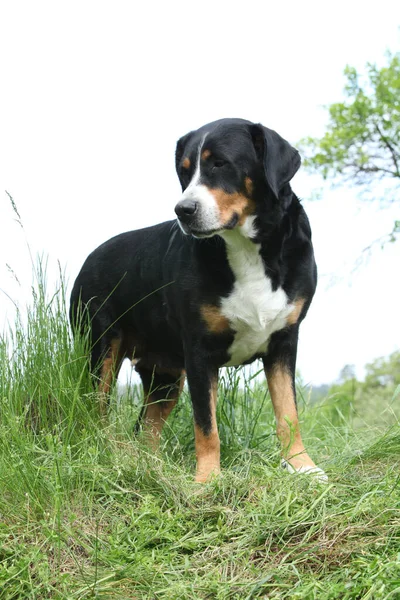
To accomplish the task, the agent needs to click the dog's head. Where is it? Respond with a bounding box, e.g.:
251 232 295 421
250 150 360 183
174 118 300 238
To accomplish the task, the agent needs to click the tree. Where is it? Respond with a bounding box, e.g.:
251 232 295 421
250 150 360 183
338 364 356 383
363 350 400 390
299 52 400 239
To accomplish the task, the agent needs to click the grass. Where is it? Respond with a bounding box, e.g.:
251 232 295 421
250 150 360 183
0 260 399 599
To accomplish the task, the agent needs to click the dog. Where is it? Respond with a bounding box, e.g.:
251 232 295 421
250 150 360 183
70 118 327 483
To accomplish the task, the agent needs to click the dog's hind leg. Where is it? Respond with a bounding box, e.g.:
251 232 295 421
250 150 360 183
88 313 126 416
96 337 126 416
134 367 184 449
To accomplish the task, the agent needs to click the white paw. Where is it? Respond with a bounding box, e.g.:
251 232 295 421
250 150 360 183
281 459 328 483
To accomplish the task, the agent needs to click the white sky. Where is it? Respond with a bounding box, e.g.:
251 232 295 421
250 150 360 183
0 1 399 385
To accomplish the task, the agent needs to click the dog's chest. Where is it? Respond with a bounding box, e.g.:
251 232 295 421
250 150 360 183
220 240 293 366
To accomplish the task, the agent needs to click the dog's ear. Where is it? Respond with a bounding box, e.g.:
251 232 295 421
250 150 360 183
175 132 191 175
250 124 301 200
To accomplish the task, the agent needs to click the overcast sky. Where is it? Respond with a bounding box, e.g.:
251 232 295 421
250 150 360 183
0 1 399 385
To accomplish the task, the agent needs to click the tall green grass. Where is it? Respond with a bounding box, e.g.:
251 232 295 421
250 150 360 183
0 259 399 599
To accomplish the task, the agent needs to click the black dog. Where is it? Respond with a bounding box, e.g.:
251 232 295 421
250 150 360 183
70 118 326 482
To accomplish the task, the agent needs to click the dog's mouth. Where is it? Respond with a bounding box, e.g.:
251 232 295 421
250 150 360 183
190 227 223 238
177 213 239 238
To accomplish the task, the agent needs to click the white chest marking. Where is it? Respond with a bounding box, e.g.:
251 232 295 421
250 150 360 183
219 221 295 366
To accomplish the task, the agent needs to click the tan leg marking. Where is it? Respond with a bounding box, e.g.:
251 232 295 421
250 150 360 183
266 364 316 471
142 370 185 450
200 304 230 334
287 298 306 326
194 376 221 483
208 188 256 226
98 338 122 417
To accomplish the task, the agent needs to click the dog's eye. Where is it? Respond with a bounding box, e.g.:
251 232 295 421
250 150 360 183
213 159 227 169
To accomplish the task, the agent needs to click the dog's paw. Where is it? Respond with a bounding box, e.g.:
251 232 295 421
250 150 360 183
281 459 328 483
194 467 221 484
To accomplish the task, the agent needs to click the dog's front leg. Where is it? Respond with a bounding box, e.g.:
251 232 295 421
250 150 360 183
263 328 327 480
185 354 220 483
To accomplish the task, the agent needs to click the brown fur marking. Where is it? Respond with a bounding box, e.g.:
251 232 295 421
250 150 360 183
200 304 230 334
141 369 185 449
265 364 316 470
194 376 220 483
245 177 253 196
209 188 256 226
98 338 123 394
182 157 191 169
287 298 306 326
98 337 123 416
201 149 211 160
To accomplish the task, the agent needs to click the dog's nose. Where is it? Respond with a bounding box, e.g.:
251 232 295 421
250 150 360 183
174 200 198 220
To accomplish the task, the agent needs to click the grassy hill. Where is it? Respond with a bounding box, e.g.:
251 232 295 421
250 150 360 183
0 265 399 599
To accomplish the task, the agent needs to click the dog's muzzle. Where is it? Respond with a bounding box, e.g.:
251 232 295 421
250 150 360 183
174 187 222 237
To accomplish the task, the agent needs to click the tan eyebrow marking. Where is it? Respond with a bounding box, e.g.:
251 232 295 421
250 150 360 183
182 157 191 169
245 177 253 195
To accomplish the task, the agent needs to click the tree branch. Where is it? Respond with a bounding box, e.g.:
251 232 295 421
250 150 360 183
340 162 398 177
374 123 400 177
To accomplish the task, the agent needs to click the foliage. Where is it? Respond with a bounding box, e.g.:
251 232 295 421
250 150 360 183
364 349 400 389
316 351 400 432
338 364 357 383
0 259 400 598
299 51 400 240
300 52 400 186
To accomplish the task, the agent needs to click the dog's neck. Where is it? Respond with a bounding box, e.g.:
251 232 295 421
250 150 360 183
221 206 295 290
219 215 258 246
219 216 280 287
219 220 261 277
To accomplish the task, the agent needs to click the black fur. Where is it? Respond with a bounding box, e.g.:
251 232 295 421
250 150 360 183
70 118 317 441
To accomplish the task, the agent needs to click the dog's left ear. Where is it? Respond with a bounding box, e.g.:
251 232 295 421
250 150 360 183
250 124 301 200
175 132 192 174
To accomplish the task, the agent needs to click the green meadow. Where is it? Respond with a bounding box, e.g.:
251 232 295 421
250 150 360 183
0 261 399 600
